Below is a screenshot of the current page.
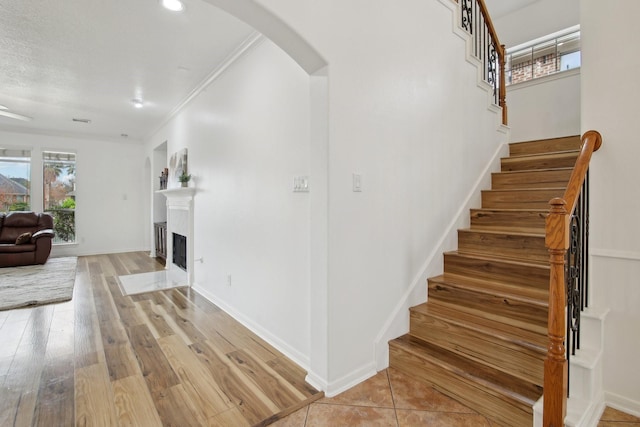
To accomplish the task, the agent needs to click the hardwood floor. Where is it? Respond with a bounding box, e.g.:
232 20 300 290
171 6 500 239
0 252 322 427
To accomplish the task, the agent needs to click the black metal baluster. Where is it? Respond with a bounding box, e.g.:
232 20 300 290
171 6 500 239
461 0 472 33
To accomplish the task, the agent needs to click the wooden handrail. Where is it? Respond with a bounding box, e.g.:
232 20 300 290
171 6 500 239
543 130 602 426
476 0 507 126
455 0 508 125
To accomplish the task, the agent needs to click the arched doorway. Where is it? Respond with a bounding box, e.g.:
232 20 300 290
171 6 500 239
199 0 330 391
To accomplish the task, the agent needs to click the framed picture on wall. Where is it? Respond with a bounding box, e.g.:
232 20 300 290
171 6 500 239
168 148 188 189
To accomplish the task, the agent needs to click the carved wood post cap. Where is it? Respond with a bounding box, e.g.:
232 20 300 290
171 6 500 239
548 197 567 215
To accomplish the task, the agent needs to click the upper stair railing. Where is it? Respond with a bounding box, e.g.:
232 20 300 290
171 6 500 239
544 130 602 426
456 0 507 125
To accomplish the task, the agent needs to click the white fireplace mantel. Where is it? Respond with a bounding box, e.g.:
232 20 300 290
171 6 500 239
157 187 195 286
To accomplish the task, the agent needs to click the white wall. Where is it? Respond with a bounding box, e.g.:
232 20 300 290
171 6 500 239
197 0 508 394
582 0 640 415
492 0 580 48
0 130 147 256
152 146 167 223
146 39 313 364
507 70 581 142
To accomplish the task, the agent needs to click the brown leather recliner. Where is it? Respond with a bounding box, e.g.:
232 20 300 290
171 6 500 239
0 212 55 268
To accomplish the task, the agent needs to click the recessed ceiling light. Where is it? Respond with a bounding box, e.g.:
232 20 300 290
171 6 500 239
132 98 144 109
161 0 185 12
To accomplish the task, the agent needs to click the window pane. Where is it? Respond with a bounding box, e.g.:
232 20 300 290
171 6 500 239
0 149 31 212
43 151 76 244
506 29 580 86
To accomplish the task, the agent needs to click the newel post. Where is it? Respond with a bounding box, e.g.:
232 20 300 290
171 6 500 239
544 197 569 426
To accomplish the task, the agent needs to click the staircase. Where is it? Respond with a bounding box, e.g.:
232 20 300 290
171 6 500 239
389 135 583 426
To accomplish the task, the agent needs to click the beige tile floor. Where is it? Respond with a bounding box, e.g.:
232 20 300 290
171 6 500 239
272 368 640 427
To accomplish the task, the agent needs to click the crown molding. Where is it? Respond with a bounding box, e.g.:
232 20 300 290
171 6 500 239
146 31 265 141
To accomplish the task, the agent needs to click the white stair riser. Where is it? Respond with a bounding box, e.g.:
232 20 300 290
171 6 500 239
570 355 603 401
579 314 605 350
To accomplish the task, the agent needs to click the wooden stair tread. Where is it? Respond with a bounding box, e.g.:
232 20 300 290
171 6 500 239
444 250 550 269
470 208 548 233
504 149 579 160
429 276 548 335
390 335 543 406
430 273 548 305
472 208 548 213
484 187 566 193
410 303 547 352
457 228 547 263
501 150 579 172
509 135 581 157
481 188 566 210
443 251 550 290
459 227 544 238
496 167 573 175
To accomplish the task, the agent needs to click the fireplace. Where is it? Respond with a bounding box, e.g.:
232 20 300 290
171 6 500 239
157 187 195 286
173 233 187 271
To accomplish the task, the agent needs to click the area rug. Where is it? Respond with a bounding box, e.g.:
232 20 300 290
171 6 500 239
0 257 78 311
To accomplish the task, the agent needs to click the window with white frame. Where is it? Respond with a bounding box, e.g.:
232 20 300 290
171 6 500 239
43 151 76 243
506 28 581 86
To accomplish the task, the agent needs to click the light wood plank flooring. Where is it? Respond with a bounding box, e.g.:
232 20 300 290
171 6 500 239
0 252 322 426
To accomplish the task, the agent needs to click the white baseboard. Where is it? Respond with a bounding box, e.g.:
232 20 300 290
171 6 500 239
191 284 310 372
606 391 640 418
322 362 377 398
591 248 640 262
52 246 150 258
190 284 381 397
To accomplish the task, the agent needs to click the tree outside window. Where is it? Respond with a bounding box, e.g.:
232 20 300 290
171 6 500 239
43 151 76 243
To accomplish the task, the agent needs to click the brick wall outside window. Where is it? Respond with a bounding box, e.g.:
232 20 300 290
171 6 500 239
509 53 558 85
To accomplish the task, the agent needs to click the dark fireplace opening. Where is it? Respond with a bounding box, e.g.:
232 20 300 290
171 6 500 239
173 233 187 271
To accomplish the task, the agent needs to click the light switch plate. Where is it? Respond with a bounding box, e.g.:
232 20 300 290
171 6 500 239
293 176 310 192
352 173 362 192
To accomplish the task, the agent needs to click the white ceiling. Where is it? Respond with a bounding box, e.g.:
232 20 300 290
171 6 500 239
483 0 541 19
0 0 535 143
0 0 254 142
